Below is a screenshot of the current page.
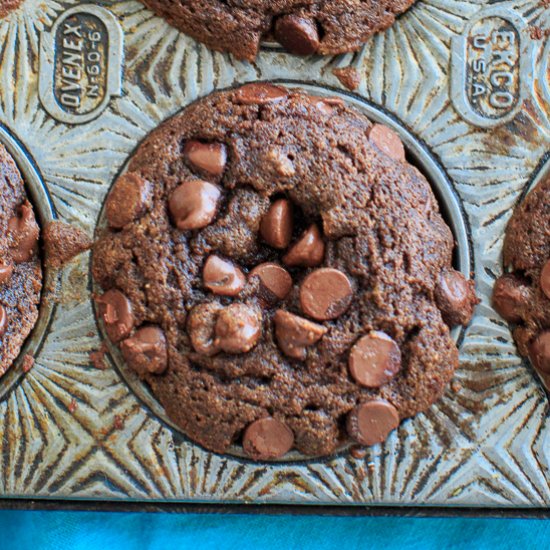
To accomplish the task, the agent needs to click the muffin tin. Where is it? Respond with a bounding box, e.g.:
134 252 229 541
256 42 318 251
0 0 549 510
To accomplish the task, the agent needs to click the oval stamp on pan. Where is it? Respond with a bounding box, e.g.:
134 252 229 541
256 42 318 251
38 4 123 125
451 7 535 128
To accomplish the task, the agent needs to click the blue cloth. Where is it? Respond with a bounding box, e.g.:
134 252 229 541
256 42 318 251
1 511 549 549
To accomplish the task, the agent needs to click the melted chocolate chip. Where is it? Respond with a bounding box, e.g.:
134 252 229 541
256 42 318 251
169 180 221 231
274 15 320 56
242 417 294 460
203 255 246 296
214 303 262 354
283 224 325 267
310 96 344 116
183 141 227 176
273 309 327 360
347 400 399 446
369 124 406 162
0 304 7 337
300 268 353 321
530 331 550 374
106 172 152 229
8 201 39 263
0 261 13 285
492 274 531 323
250 263 293 302
435 269 477 327
234 83 288 105
187 302 223 356
121 326 168 376
260 198 293 249
348 331 401 388
541 260 550 300
96 290 136 343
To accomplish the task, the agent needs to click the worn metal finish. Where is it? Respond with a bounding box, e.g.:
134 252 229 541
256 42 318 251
0 0 548 507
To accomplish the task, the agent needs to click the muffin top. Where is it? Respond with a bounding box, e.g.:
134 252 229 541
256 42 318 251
140 0 416 60
0 144 42 376
493 175 550 387
93 84 477 459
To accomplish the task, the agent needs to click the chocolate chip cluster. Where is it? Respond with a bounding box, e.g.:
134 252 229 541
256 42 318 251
0 202 40 338
95 83 478 460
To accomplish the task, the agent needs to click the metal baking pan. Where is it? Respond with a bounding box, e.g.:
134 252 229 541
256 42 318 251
0 0 549 512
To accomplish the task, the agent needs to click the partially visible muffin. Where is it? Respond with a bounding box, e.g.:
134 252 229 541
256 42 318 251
93 83 478 460
0 0 22 18
0 144 42 376
493 175 550 387
139 0 416 61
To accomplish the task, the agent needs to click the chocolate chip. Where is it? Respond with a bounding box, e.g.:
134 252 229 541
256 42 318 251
0 304 7 337
369 124 406 162
300 268 353 321
348 331 401 388
435 269 477 327
0 261 13 285
541 260 550 300
242 417 294 460
187 302 223 356
169 180 221 230
106 173 152 229
250 263 292 302
8 201 39 263
492 274 531 323
346 400 399 446
96 289 136 343
214 304 262 354
274 15 320 56
530 331 550 374
183 141 227 176
260 198 293 249
273 309 327 360
283 224 325 267
121 326 168 376
234 83 288 105
310 96 344 116
203 255 246 296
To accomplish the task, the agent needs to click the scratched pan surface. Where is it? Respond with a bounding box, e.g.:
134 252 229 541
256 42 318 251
0 0 549 508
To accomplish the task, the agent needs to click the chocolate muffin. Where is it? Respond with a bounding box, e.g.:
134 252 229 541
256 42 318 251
0 144 42 376
0 0 22 18
139 0 416 61
493 175 550 388
93 83 478 459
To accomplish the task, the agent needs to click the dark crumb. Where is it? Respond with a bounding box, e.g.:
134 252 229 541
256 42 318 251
68 398 78 413
350 445 368 459
451 380 462 393
21 354 35 373
113 415 125 430
90 343 108 370
43 221 92 268
333 67 362 91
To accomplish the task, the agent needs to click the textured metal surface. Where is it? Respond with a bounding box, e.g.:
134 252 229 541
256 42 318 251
0 0 548 507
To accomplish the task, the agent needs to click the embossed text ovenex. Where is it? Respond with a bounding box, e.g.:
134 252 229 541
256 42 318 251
0 0 548 510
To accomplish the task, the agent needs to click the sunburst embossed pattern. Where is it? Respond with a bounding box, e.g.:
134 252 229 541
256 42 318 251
0 0 548 507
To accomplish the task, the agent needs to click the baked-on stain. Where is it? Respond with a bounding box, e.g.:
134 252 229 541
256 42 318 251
43 221 92 268
0 144 42 377
93 84 478 458
139 0 416 61
333 67 362 91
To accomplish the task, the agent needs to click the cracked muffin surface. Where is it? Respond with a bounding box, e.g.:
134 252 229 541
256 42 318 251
139 0 416 60
92 83 477 459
